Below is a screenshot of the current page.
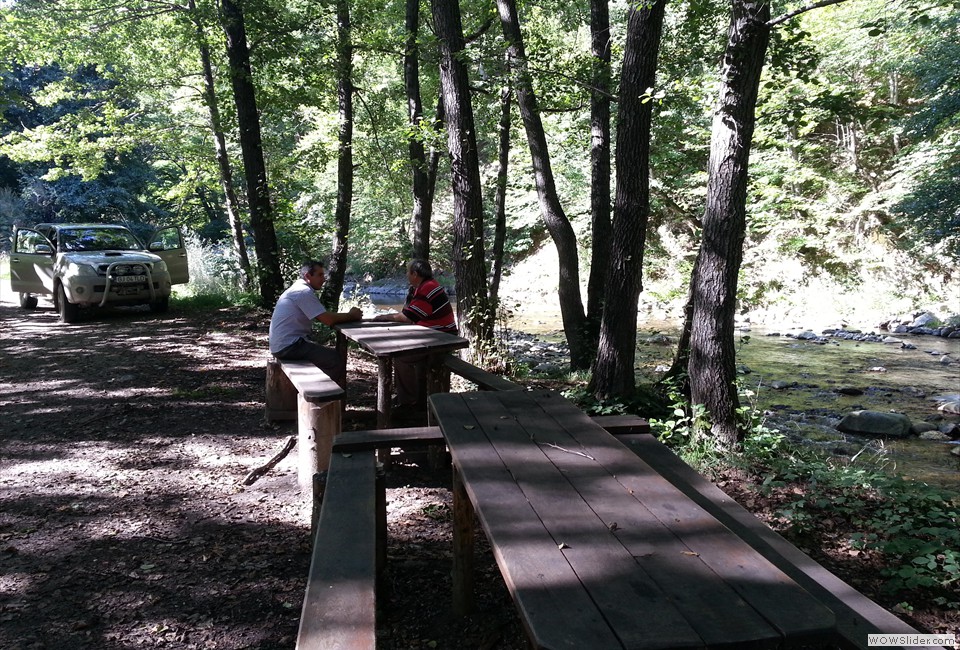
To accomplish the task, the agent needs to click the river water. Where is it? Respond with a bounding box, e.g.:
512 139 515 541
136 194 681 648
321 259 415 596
364 294 959 496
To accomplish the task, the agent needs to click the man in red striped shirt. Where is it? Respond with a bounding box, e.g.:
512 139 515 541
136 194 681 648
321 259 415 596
374 259 457 409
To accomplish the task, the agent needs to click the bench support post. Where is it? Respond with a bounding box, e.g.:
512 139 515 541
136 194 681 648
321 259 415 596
265 359 297 421
298 398 342 493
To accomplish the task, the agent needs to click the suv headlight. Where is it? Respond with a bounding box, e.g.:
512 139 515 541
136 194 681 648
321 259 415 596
153 260 168 273
65 262 98 278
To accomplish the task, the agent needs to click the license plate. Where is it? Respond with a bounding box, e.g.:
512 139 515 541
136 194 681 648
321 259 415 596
114 275 146 284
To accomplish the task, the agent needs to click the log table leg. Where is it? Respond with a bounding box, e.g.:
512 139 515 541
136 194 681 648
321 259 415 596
452 466 475 616
377 357 394 467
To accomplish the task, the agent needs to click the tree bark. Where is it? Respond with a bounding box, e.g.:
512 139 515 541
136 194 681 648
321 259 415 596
495 0 588 370
190 0 252 292
431 0 494 356
585 0 612 351
590 0 666 399
405 0 432 260
688 0 771 448
219 0 282 306
321 0 354 310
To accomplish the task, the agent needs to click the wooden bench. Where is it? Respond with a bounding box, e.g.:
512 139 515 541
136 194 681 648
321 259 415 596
265 358 344 492
443 354 523 391
296 450 384 650
616 433 921 650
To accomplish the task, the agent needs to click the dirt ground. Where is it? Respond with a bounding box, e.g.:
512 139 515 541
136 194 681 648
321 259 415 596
0 298 955 649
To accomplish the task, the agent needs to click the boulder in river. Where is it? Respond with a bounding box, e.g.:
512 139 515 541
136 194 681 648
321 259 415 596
836 410 913 438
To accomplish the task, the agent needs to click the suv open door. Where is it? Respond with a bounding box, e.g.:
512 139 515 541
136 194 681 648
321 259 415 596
10 227 55 308
147 226 190 285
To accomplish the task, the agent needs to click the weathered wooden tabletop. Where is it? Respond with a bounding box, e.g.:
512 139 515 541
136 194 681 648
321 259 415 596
336 321 468 427
429 389 837 650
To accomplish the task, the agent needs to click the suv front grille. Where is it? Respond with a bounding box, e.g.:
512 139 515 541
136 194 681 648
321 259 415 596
96 263 150 277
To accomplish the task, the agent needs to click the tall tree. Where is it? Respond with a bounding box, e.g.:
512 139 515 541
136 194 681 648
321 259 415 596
431 0 494 356
219 0 282 306
489 79 512 304
405 0 432 260
188 0 252 291
496 0 589 370
321 0 354 310
687 0 771 447
585 0 613 350
590 0 667 399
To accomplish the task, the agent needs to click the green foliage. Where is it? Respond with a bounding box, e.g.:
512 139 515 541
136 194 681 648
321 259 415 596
565 382 672 420
760 451 960 598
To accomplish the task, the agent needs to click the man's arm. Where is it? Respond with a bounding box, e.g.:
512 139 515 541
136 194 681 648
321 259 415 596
373 311 412 324
316 307 363 326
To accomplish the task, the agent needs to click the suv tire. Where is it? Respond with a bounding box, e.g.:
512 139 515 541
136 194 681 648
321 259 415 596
149 298 169 314
57 284 80 324
19 293 38 310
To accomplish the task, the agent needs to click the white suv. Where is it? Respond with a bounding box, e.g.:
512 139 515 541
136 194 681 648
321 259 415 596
10 223 190 323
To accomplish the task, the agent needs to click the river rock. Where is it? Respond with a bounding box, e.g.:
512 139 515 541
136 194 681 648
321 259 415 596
952 446 960 458
837 387 864 396
836 410 912 438
910 312 940 328
910 421 939 435
918 430 951 441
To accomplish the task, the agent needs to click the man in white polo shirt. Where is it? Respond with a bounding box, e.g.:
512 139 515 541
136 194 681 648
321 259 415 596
269 260 363 386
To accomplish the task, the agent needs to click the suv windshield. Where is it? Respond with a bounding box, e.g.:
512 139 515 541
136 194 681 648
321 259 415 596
59 228 143 252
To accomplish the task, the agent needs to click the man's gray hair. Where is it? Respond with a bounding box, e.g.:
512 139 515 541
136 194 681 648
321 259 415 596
408 259 433 279
301 260 326 276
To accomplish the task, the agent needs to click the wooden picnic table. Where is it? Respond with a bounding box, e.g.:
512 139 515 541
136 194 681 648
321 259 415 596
429 389 838 650
335 321 468 428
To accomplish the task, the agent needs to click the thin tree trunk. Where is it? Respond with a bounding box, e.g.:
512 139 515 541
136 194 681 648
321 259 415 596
431 0 493 357
190 0 252 291
585 0 612 351
496 0 588 370
405 0 432 260
590 0 666 399
489 81 511 304
219 0 282 306
321 0 354 310
688 0 771 448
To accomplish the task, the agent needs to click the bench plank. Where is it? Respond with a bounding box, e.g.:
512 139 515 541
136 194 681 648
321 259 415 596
443 355 523 391
589 414 650 435
332 416 650 453
333 426 443 452
277 359 344 402
618 433 920 650
297 451 378 650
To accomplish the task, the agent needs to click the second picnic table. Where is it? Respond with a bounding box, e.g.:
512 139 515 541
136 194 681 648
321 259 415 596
429 388 838 649
335 320 468 428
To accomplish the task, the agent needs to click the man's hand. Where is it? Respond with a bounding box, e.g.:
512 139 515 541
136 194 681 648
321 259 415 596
348 307 363 321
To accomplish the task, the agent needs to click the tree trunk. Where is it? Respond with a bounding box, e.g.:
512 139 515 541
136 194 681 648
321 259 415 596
489 81 511 304
321 0 354 310
495 0 588 370
219 0 282 306
190 0 252 292
590 0 666 399
688 0 770 448
585 0 612 350
405 0 432 260
431 0 494 356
